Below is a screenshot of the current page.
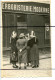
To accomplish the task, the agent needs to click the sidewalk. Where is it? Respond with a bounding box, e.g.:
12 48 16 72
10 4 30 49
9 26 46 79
2 49 51 70
2 57 52 77
2 58 51 70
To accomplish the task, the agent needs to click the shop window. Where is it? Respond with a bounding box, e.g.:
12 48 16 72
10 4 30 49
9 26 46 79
17 14 26 22
45 23 50 45
17 14 27 27
16 14 27 35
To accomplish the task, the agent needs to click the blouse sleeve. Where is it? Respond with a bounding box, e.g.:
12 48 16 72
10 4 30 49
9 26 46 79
16 40 19 50
10 37 11 43
36 37 39 45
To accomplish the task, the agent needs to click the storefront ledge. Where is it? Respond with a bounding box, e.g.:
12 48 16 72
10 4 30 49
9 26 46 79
3 46 50 51
3 47 11 51
44 45 51 49
3 47 43 51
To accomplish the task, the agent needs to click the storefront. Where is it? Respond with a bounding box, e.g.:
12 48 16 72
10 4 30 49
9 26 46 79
2 2 50 50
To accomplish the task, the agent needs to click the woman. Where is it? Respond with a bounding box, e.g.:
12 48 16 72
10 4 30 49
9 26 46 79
28 31 39 68
10 31 18 68
25 33 31 66
16 33 27 69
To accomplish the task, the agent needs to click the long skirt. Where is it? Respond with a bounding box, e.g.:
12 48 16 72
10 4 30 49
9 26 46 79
18 49 27 64
30 44 39 65
10 48 18 63
27 46 31 63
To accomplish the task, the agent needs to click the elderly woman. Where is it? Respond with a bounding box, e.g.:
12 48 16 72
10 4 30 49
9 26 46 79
16 33 27 69
10 31 18 68
28 31 39 68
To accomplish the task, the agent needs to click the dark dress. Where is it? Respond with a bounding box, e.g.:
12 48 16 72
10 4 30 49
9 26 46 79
27 40 31 63
10 37 18 63
27 37 39 66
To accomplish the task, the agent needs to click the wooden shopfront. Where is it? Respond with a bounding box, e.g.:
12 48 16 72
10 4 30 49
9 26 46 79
2 2 50 50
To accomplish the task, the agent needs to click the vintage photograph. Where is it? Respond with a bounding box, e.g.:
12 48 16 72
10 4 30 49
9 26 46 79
1 1 52 77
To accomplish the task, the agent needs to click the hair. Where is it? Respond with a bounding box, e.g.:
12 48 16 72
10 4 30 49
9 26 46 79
11 31 17 38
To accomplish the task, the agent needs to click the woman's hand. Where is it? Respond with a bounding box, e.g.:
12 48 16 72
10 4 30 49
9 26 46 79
19 49 22 52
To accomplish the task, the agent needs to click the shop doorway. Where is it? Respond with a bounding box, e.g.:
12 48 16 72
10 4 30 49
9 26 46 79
16 14 28 36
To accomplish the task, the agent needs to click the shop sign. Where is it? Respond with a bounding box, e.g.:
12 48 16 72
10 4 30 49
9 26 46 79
2 2 50 13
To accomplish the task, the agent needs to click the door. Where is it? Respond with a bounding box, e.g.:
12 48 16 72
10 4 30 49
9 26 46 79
16 14 27 36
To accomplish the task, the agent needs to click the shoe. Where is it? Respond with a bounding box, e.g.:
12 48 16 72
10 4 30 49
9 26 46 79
32 65 36 68
13 65 18 68
27 63 29 66
37 65 39 67
19 67 21 69
16 65 18 68
32 65 34 68
24 66 26 69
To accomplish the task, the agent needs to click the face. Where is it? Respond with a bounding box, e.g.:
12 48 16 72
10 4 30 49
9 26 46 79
12 31 17 38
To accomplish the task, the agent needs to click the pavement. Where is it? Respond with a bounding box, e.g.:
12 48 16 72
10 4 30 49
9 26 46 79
2 58 51 70
1 58 52 77
2 49 51 70
1 50 52 77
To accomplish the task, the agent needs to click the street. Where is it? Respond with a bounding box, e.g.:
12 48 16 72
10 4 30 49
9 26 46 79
1 58 52 77
1 50 52 77
2 58 51 70
2 50 51 70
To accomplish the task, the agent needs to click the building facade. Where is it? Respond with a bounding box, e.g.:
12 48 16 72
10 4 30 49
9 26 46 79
2 2 50 50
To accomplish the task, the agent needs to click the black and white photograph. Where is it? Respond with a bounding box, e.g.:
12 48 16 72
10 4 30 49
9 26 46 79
1 0 52 77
